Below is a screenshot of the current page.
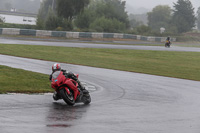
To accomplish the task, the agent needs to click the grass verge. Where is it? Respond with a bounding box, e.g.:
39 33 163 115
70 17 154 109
1 44 200 81
0 65 52 94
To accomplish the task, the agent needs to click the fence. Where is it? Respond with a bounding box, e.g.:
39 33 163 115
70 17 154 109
0 28 176 42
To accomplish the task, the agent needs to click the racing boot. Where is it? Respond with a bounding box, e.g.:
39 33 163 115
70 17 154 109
77 80 89 94
82 87 89 94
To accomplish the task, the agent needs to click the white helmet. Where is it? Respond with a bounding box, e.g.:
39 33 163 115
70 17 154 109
52 63 61 72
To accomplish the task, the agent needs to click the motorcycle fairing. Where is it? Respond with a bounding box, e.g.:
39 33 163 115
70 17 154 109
51 71 80 100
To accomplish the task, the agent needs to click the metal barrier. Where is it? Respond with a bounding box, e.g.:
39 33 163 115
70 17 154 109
0 28 176 42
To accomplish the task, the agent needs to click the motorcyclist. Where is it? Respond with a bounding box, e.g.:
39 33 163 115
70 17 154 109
49 63 89 101
166 36 171 44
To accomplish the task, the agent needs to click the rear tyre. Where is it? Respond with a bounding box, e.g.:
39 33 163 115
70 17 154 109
60 88 75 106
165 43 170 48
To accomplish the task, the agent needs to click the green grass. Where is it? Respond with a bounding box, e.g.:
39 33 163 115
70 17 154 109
1 44 200 81
0 65 52 94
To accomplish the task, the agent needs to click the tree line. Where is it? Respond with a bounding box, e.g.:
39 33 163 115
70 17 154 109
37 0 129 33
146 0 197 34
37 0 200 35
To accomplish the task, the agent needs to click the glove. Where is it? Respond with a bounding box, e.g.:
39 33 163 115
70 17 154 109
49 75 52 81
72 74 78 81
61 69 66 73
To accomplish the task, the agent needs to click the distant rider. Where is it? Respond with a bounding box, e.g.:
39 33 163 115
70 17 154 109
166 36 171 45
49 63 88 101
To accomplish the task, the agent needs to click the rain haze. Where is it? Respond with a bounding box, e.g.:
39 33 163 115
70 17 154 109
125 0 200 14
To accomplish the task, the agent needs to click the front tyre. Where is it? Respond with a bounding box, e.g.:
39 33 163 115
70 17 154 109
60 88 75 105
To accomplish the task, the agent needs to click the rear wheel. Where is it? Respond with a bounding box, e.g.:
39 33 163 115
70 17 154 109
165 43 170 48
60 88 75 105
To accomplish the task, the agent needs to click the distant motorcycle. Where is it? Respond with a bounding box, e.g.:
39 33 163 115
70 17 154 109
51 71 91 105
165 40 171 48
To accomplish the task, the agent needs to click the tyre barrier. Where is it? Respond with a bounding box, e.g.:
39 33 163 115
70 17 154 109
0 28 176 42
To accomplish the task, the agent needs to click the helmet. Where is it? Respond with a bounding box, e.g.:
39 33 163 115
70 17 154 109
52 63 61 72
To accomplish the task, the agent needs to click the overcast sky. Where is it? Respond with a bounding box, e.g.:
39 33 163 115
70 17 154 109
125 0 199 13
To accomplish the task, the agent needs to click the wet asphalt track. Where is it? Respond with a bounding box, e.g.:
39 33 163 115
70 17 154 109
1 39 200 132
1 54 200 133
1 37 200 52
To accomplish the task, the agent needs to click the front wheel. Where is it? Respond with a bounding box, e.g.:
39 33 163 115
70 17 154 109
60 88 75 105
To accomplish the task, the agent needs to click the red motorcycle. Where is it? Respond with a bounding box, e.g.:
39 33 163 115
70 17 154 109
51 71 91 105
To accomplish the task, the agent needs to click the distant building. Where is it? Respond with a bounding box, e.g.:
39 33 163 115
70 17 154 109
0 14 36 25
10 8 17 12
0 10 36 25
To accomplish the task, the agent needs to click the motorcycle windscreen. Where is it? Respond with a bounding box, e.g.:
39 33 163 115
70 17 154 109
52 71 61 79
